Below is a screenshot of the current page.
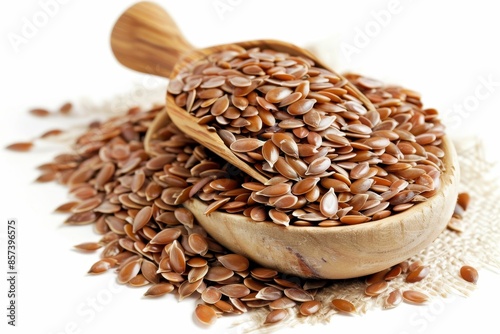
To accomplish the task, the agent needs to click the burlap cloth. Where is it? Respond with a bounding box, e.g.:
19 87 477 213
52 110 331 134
66 84 500 332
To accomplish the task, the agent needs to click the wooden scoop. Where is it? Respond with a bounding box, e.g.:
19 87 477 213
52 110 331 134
111 2 460 279
110 1 376 184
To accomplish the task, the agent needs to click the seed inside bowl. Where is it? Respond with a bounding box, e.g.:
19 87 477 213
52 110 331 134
167 47 446 226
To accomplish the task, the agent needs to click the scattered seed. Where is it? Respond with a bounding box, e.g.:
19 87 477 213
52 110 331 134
30 108 50 117
299 300 321 316
384 289 402 309
144 283 174 297
402 290 428 304
117 258 142 284
365 281 389 296
59 102 73 114
460 265 478 284
88 259 114 274
195 304 217 325
6 142 33 152
406 266 430 283
264 309 288 324
331 299 356 314
74 242 102 252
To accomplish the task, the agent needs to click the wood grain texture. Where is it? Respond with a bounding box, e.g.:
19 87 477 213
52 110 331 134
185 136 459 279
110 1 193 78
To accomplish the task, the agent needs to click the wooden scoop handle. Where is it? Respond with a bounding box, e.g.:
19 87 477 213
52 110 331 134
110 1 194 78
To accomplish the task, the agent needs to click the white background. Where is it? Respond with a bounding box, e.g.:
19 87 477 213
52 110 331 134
1 1 500 333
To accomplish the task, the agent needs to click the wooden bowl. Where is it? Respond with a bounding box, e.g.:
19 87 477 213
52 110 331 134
184 134 459 279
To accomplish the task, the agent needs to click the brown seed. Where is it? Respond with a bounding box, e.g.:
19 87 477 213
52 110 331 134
230 138 265 152
35 171 58 182
457 192 470 211
187 257 208 268
188 233 208 255
358 76 383 89
146 155 175 171
365 268 390 285
149 228 181 244
274 157 300 181
40 129 64 138
128 274 149 287
74 242 102 252
195 304 217 325
268 297 296 310
408 260 423 272
213 299 235 312
178 279 203 301
256 287 283 301
365 281 388 296
406 265 430 283
141 259 159 284
202 286 222 304
229 76 252 87
54 201 78 213
30 108 50 117
284 288 313 302
262 140 279 167
88 259 115 274
340 215 370 225
251 268 278 280
5 142 33 152
117 258 142 284
144 283 174 297
271 133 299 158
219 284 251 298
266 87 293 103
279 92 302 107
72 197 102 213
299 300 321 316
174 207 194 228
385 289 402 309
169 240 186 274
131 169 145 193
211 95 230 116
350 178 374 194
331 298 356 313
287 99 316 115
133 206 152 233
210 179 239 191
264 309 288 324
188 265 209 283
402 290 428 304
291 177 319 195
205 266 234 282
204 197 231 215
385 265 403 280
218 254 250 272
257 183 291 197
64 211 98 225
460 265 479 284
305 156 331 175
59 102 73 114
